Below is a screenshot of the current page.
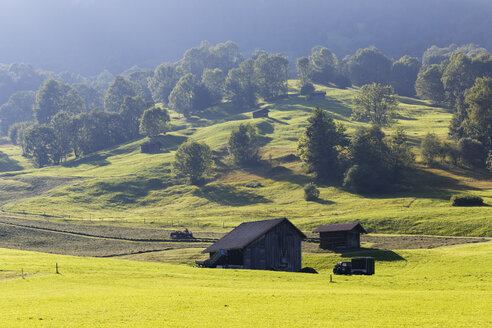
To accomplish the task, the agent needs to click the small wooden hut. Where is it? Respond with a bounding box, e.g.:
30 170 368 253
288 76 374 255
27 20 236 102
313 223 367 249
252 108 269 118
201 218 306 272
140 141 161 154
307 91 326 100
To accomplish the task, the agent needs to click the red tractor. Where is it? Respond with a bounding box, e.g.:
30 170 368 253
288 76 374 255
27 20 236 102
170 228 195 240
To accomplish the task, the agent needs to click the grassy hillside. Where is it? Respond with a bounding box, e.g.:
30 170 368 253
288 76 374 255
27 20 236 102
0 242 490 327
0 81 490 236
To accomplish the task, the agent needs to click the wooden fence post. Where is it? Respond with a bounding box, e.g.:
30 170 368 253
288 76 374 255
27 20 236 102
56 263 59 274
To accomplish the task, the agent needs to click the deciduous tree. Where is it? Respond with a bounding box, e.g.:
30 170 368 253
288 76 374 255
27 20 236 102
352 83 399 126
228 123 260 165
139 105 171 137
173 140 213 185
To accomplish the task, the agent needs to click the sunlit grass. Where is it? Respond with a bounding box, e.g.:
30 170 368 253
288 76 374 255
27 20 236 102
0 242 490 327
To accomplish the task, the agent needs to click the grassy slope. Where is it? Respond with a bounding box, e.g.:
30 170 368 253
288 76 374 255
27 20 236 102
0 242 490 327
0 81 490 236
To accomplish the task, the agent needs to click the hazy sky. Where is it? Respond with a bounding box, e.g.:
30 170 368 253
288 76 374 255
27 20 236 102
0 0 490 75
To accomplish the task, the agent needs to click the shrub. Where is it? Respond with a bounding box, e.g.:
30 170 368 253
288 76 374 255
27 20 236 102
450 194 484 206
300 82 315 95
343 164 388 194
304 183 320 201
300 267 318 274
420 133 441 164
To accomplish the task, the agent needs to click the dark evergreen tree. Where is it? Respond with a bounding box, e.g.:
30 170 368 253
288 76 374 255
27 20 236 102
297 107 348 181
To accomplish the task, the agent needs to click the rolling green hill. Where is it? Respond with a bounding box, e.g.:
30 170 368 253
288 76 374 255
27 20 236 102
0 81 490 236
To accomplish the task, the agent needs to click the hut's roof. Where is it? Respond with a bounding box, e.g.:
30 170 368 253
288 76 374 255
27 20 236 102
252 108 269 113
313 222 367 234
203 218 306 253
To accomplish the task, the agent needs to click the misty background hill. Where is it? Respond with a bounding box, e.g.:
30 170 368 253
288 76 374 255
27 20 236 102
1 0 491 75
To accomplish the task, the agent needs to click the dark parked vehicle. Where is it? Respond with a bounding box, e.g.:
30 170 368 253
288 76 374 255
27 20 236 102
170 228 194 240
333 257 375 275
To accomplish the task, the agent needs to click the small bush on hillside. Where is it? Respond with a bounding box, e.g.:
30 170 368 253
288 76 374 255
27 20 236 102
300 267 318 274
343 164 388 194
450 194 484 206
304 183 320 201
421 133 441 164
300 82 315 95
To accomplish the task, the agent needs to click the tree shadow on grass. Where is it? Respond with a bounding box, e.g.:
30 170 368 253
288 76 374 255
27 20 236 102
150 134 188 152
242 161 312 187
348 166 484 202
91 178 171 205
399 96 436 107
193 184 272 206
267 117 288 125
64 154 111 168
0 151 23 172
339 248 405 261
312 198 335 205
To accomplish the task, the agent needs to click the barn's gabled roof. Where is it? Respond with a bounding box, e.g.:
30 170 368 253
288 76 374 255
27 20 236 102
203 218 306 253
313 222 367 234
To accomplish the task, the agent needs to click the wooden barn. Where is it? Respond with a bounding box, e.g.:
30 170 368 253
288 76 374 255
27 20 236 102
313 223 367 249
252 107 269 118
140 141 161 154
307 91 326 100
201 218 306 272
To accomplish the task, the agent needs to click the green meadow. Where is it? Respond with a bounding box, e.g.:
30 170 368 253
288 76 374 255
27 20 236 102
0 242 490 327
0 81 490 236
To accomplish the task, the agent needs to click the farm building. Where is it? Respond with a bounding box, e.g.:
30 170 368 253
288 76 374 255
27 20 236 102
252 107 269 118
140 141 161 153
200 218 306 272
313 222 367 249
307 91 326 100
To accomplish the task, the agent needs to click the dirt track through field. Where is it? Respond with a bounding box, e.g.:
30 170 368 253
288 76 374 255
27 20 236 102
0 217 216 243
0 217 212 257
0 216 489 260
